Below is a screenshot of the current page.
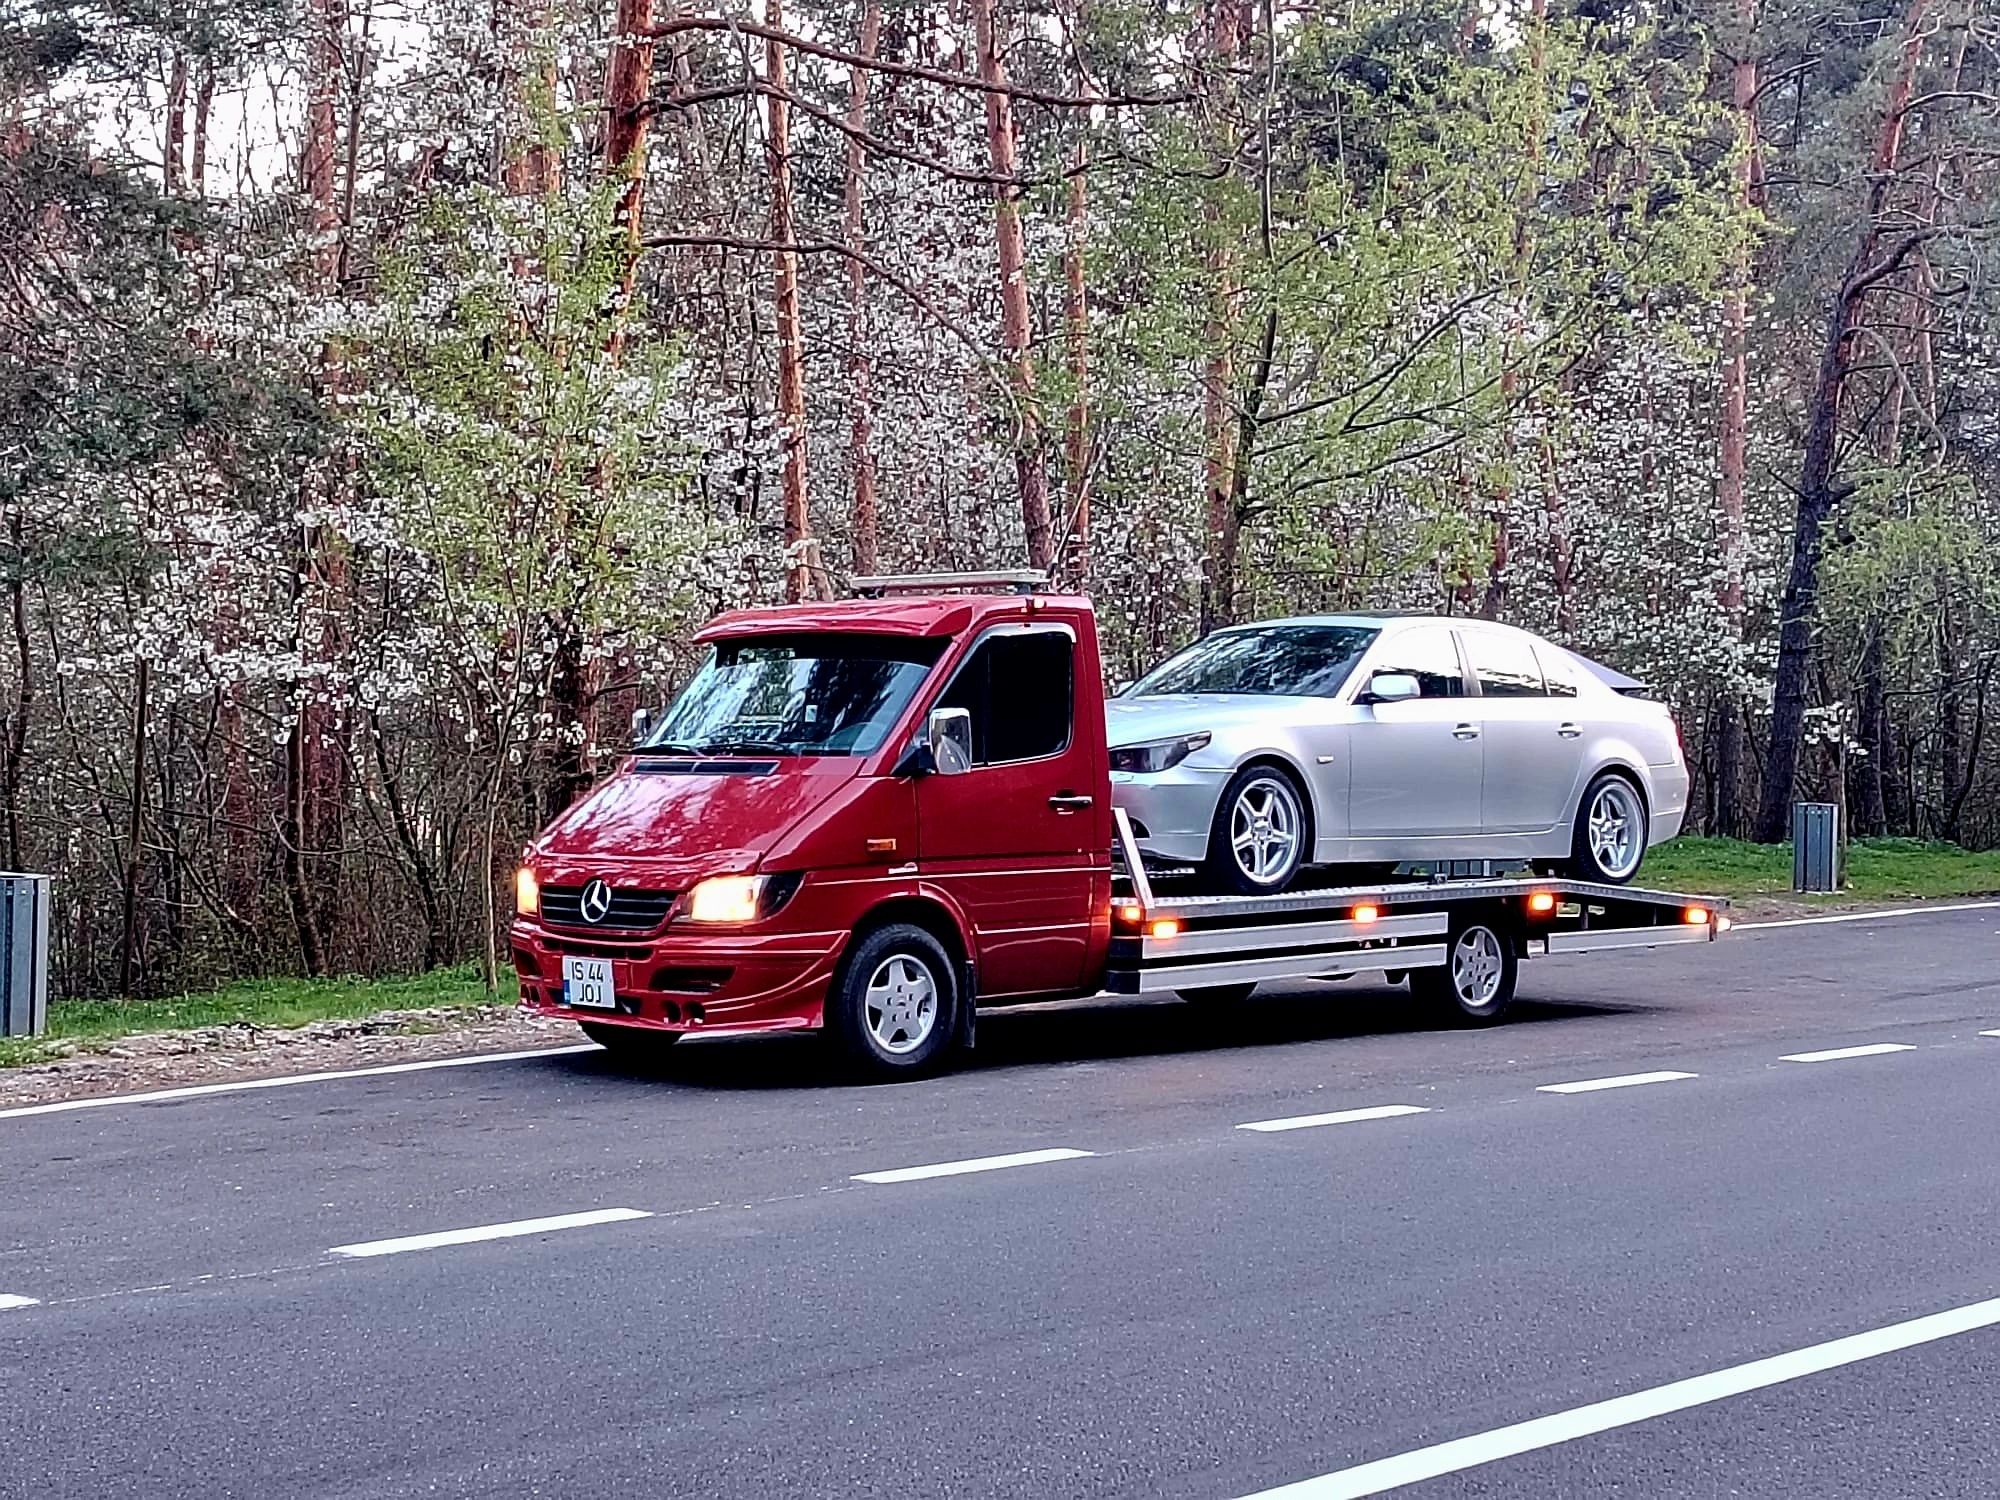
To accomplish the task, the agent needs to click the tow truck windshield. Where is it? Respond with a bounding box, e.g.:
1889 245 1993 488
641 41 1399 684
645 633 947 756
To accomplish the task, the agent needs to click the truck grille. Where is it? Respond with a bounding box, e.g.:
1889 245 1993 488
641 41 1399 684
540 885 677 931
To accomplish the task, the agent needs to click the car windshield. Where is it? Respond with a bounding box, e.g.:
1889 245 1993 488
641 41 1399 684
646 633 945 756
1128 624 1381 698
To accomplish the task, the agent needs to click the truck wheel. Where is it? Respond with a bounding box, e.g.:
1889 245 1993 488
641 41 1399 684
828 924 958 1078
1178 983 1257 1008
1562 772 1647 884
1203 765 1311 895
579 1021 682 1060
1411 920 1517 1026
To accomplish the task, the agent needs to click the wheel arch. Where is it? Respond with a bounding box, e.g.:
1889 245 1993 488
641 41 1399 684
834 893 976 1009
1222 751 1321 850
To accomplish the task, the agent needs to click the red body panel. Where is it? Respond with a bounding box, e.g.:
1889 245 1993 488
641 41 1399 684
513 593 1114 1040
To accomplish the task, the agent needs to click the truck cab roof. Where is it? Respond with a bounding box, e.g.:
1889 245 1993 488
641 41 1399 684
699 593 1094 641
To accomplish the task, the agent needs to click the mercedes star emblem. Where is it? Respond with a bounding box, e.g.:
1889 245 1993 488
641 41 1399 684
578 879 613 924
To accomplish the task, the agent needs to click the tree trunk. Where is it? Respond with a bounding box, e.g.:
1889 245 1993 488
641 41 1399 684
1061 135 1089 585
165 53 187 193
1197 0 1241 634
191 61 215 194
1753 0 1933 843
844 0 883 578
2 504 29 871
1855 626 1889 836
117 660 150 996
766 0 826 601
972 0 1053 572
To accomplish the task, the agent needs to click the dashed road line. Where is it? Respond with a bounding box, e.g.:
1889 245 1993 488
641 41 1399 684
0 1044 602 1123
328 1207 652 1259
1232 1292 2000 1499
0 1294 40 1311
1537 1071 1697 1095
1237 1106 1430 1133
1734 899 2000 931
1780 1043 1916 1064
1981 1030 2000 1039
852 1148 1094 1185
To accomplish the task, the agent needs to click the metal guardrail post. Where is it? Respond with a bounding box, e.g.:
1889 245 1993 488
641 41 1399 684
1792 803 1840 893
1 873 51 1038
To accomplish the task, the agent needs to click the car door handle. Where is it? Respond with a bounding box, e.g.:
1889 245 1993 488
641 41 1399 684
1557 722 1582 739
1453 724 1480 740
1048 794 1094 813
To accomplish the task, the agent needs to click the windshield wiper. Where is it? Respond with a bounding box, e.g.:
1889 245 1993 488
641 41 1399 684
695 737 809 757
637 740 707 756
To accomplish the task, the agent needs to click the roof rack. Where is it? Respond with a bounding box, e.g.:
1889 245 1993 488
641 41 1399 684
850 570 1048 597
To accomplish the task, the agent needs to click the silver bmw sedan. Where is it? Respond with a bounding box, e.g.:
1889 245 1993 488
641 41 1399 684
1106 614 1688 893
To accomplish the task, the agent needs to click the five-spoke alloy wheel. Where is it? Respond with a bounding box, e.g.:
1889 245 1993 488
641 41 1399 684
1566 772 1648 884
1205 766 1311 894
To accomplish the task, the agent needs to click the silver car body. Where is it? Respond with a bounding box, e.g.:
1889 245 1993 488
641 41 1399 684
1107 615 1688 871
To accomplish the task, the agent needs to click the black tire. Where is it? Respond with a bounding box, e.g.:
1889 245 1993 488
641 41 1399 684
1562 771 1649 884
579 1020 683 1059
1202 764 1313 895
1177 983 1257 1008
1410 918 1518 1026
827 923 959 1079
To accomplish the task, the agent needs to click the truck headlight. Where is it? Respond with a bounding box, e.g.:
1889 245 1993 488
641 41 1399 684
1109 733 1211 774
683 872 803 923
514 865 540 916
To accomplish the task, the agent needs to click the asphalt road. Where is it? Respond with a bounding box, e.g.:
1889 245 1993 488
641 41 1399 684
3 903 1999 1499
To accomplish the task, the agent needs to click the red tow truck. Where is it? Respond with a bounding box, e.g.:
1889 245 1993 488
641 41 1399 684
510 572 1727 1077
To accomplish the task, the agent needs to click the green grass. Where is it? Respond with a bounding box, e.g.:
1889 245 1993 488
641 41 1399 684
1645 836 2000 903
0 965 515 1069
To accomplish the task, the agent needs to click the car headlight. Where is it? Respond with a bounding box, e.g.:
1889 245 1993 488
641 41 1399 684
682 872 804 923
1109 733 1212 774
514 865 540 916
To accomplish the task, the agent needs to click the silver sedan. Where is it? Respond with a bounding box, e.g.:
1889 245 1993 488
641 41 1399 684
1107 615 1688 893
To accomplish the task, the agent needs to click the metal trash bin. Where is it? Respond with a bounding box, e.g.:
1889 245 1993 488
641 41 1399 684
1792 803 1840 893
1 873 50 1038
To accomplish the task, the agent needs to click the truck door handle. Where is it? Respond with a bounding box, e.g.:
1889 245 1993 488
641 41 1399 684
1453 724 1480 740
1557 722 1582 739
1048 793 1094 813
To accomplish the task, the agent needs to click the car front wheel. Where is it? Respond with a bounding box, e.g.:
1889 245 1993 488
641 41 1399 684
1203 765 1311 894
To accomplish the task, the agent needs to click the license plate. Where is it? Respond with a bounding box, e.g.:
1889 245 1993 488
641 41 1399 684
561 956 617 1010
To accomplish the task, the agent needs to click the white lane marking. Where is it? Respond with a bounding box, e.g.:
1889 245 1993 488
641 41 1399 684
1735 899 2000 931
0 1294 40 1310
329 1207 651 1259
0 1044 601 1122
1237 1105 1430 1133
1233 1292 2000 1500
852 1147 1094 1185
1536 1071 1696 1095
1780 1043 1916 1063
1980 1030 2000 1039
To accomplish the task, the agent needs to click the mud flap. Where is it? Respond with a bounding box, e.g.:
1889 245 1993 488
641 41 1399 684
957 960 978 1050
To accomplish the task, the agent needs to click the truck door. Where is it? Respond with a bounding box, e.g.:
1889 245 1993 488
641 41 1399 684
916 623 1096 997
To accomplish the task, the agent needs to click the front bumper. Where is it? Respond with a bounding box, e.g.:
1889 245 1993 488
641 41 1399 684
511 917 846 1036
1110 765 1232 865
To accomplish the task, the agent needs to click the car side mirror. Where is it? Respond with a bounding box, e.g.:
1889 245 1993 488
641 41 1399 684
926 707 974 776
1362 671 1420 705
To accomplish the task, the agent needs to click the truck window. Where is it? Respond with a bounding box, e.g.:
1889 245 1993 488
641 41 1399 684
1371 627 1464 698
935 630 1074 765
1465 632 1546 697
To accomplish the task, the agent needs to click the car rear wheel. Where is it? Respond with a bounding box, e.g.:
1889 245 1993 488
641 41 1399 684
1204 765 1310 895
579 1020 682 1060
1565 772 1647 884
1411 919 1517 1025
827 923 959 1078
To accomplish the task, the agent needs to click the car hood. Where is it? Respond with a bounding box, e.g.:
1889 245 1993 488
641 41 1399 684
532 756 862 886
1106 694 1305 746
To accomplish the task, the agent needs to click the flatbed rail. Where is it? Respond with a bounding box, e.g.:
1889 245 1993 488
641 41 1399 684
1105 810 1728 1002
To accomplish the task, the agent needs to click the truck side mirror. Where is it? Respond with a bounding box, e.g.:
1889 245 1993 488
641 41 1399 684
1361 671 1420 705
926 707 974 776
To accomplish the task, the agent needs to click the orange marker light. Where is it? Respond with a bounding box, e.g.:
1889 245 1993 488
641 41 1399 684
1148 918 1181 940
1527 891 1556 914
1117 903 1144 926
1351 904 1380 924
1684 906 1711 925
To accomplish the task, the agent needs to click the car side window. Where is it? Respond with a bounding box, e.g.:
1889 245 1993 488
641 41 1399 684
1535 645 1580 699
935 631 1074 765
1370 627 1464 698
1466 633 1546 697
